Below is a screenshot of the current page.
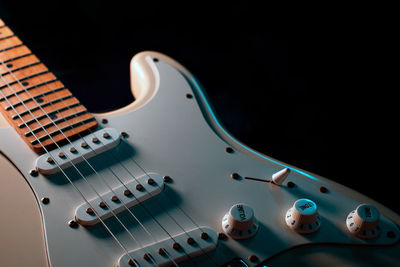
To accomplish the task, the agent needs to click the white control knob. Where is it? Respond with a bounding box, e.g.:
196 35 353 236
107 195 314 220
222 203 259 240
285 198 321 234
346 204 380 239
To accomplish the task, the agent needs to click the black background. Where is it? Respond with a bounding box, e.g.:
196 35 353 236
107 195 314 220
0 2 397 213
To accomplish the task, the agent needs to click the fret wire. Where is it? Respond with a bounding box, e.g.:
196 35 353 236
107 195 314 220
0 35 15 41
1 78 58 99
0 61 41 76
0 51 32 63
18 102 80 127
0 23 140 265
0 43 24 53
5 86 66 110
0 69 48 89
25 110 88 136
10 94 74 117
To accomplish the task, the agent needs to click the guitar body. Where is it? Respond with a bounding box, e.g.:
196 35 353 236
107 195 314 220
0 51 399 267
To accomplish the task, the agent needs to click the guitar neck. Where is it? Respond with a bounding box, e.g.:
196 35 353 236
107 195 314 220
0 18 98 153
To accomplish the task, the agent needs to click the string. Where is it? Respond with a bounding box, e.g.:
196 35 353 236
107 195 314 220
0 54 197 266
0 58 151 267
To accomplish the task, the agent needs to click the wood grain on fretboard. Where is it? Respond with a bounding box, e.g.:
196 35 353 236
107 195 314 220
0 18 98 153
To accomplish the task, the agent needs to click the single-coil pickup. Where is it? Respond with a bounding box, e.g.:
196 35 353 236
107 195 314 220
75 173 164 226
117 227 217 267
35 127 121 175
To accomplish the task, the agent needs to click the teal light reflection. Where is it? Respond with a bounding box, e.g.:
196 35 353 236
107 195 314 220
190 77 319 182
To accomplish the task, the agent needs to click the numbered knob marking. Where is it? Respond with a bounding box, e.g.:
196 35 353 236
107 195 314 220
285 198 321 234
222 203 259 240
346 204 380 239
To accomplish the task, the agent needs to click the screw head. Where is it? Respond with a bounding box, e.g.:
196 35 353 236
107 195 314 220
68 220 78 228
231 172 240 179
218 232 227 240
163 176 172 182
29 169 38 177
225 147 234 153
248 254 259 263
41 197 50 204
120 132 129 138
287 181 295 188
101 118 108 124
319 186 328 193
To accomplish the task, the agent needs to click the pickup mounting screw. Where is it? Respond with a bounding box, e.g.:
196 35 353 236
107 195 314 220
29 169 38 177
68 220 78 228
41 197 50 204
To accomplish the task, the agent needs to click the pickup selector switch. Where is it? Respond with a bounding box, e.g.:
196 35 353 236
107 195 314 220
222 203 259 240
285 198 321 234
346 204 380 239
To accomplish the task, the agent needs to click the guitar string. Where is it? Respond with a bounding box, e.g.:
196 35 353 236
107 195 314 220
0 56 201 267
0 59 157 267
6 54 218 266
26 57 220 266
1 47 217 265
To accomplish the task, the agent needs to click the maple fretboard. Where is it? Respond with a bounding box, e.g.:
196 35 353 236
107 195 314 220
0 18 98 153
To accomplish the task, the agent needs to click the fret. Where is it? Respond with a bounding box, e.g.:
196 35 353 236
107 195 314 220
11 96 79 120
0 63 48 87
18 102 82 128
0 45 31 62
0 18 98 153
25 109 89 136
5 85 66 110
0 36 23 51
0 73 57 97
31 117 95 145
0 26 14 40
0 54 41 75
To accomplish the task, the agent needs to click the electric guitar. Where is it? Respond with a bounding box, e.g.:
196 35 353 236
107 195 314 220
0 18 399 267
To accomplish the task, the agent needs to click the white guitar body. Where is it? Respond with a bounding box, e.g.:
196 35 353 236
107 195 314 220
0 51 399 267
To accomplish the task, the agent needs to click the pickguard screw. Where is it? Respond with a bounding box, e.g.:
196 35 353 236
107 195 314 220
41 197 50 204
186 93 193 99
163 176 171 182
153 58 159 62
147 178 155 185
101 118 108 124
68 220 78 228
218 232 227 240
231 172 240 179
120 132 129 138
225 147 234 153
29 169 38 177
319 186 328 193
287 181 295 188
248 254 259 263
200 232 209 240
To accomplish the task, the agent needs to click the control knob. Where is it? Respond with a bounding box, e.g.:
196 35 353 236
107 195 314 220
222 203 259 240
346 204 380 239
285 198 321 234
